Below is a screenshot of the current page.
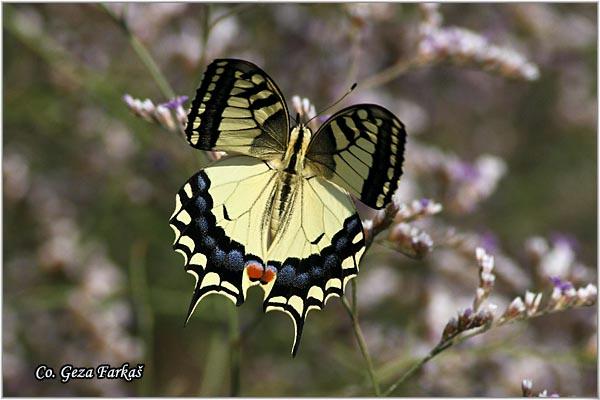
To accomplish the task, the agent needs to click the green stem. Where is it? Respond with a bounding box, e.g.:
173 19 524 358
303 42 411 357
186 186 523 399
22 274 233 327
101 4 175 99
228 306 241 396
381 303 593 396
129 241 154 396
383 339 453 396
197 4 211 76
207 4 253 32
359 58 421 91
342 296 381 396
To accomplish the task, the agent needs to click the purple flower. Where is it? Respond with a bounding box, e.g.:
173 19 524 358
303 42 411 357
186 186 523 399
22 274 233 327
550 232 579 251
479 231 498 252
549 276 574 292
160 96 189 110
419 198 430 208
451 161 479 182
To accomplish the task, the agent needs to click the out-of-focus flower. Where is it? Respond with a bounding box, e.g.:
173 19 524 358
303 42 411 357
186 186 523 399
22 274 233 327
3 150 31 202
540 238 575 279
416 4 540 81
473 247 495 310
521 378 561 398
394 198 442 223
291 95 318 131
123 94 187 134
160 95 188 110
548 278 597 309
522 378 533 397
448 155 507 213
407 141 507 214
387 222 433 259
525 236 549 266
345 3 395 25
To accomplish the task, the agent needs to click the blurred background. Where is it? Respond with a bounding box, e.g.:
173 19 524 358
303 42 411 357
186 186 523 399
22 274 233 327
3 3 597 396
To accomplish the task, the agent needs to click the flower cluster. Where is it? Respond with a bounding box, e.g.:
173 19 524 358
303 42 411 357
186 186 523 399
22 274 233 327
441 306 495 342
394 198 442 223
407 142 507 214
438 246 597 346
416 3 540 81
291 95 319 131
387 222 434 259
473 247 496 311
547 277 597 310
522 379 560 397
123 94 225 161
362 191 441 258
123 94 188 134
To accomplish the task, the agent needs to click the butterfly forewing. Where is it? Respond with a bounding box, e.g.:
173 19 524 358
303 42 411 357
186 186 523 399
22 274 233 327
185 59 290 160
306 104 407 209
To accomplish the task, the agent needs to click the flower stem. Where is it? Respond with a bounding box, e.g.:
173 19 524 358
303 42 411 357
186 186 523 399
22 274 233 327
383 339 454 396
382 303 593 396
129 240 154 396
101 4 176 99
359 58 421 91
227 305 241 396
342 294 381 396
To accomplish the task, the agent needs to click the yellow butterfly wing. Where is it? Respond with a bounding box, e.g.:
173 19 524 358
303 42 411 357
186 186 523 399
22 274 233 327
264 176 365 356
169 155 277 316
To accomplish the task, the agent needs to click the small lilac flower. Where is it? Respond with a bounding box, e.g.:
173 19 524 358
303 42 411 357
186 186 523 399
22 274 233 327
479 231 498 252
549 232 579 252
160 95 189 110
451 161 479 182
549 276 574 292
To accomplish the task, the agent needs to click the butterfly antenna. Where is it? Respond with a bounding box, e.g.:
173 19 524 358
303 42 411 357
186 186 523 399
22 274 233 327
306 82 357 125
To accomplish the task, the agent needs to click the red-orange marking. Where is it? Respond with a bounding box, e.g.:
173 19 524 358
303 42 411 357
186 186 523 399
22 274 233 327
261 266 277 284
246 262 264 280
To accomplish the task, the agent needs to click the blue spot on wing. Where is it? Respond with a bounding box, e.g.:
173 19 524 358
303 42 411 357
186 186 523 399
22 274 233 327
225 250 244 271
278 265 295 285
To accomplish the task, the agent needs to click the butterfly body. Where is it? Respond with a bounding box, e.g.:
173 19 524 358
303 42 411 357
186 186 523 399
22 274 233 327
171 59 407 356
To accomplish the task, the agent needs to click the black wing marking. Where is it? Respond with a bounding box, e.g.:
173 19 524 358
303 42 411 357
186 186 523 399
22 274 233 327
306 104 407 209
185 59 290 159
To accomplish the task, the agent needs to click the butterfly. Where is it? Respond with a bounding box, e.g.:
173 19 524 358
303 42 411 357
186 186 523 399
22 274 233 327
170 59 406 356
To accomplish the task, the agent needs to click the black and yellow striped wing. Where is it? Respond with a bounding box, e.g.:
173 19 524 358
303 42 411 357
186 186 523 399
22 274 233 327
306 104 407 209
185 59 290 160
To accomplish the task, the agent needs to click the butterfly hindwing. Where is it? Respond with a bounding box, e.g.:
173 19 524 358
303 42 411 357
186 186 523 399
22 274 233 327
169 155 278 318
306 104 407 209
264 176 365 356
185 59 290 159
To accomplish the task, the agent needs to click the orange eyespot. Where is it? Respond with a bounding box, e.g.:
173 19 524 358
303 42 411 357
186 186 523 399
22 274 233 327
246 262 264 280
261 265 277 284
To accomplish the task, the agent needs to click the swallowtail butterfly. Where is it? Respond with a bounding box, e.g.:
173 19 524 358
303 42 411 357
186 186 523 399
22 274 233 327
170 59 406 356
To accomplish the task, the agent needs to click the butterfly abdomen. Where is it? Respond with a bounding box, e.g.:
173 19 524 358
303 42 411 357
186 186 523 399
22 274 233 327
268 172 297 245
